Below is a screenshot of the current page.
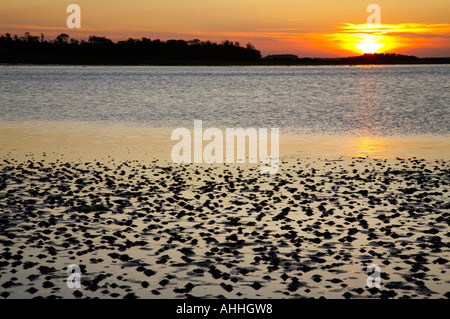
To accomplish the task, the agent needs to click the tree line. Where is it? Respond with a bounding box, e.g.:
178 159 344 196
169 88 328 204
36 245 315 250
0 32 262 64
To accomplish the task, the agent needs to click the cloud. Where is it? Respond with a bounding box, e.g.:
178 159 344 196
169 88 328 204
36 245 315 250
340 23 450 35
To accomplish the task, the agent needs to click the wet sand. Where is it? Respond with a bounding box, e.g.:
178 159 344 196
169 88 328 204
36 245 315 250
0 123 449 299
1 122 449 162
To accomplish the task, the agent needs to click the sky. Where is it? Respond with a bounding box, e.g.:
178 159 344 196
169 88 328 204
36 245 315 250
1 0 449 57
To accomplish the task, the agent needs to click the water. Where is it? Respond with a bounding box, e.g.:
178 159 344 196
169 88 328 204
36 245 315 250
1 65 449 137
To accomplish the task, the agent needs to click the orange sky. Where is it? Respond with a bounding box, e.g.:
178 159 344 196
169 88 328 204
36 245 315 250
1 0 449 57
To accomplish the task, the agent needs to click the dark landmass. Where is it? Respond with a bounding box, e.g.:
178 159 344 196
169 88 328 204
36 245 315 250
0 32 261 65
1 32 449 65
263 54 450 65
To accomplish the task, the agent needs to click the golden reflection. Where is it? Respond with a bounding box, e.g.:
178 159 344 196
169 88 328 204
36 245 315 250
348 137 389 157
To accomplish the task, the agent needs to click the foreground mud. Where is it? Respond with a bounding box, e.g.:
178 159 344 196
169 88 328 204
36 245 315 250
0 157 449 299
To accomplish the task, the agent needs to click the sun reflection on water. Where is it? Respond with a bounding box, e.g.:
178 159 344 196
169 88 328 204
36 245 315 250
348 137 389 157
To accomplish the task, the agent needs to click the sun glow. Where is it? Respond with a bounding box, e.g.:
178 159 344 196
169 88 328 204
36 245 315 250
352 25 387 53
317 22 450 56
327 23 399 55
355 35 385 53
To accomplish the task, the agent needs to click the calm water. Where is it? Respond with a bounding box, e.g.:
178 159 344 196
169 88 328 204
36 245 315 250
0 65 449 137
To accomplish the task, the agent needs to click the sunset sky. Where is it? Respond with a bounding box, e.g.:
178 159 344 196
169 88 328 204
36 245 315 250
1 0 449 57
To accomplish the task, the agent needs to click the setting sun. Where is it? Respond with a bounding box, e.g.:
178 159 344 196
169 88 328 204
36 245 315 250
352 25 387 54
325 23 401 55
355 38 384 54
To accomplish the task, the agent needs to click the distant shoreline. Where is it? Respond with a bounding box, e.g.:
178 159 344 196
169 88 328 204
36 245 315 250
2 33 449 66
2 60 450 66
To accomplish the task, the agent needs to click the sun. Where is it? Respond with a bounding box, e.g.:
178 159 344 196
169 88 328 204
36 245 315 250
354 33 385 53
355 41 384 54
325 22 412 56
327 23 394 55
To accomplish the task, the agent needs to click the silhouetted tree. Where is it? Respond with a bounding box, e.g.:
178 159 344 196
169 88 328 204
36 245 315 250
188 39 201 45
88 35 113 45
246 42 256 50
56 33 69 44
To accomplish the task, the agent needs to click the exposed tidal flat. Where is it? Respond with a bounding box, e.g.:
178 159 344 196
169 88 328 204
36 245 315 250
0 124 449 299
